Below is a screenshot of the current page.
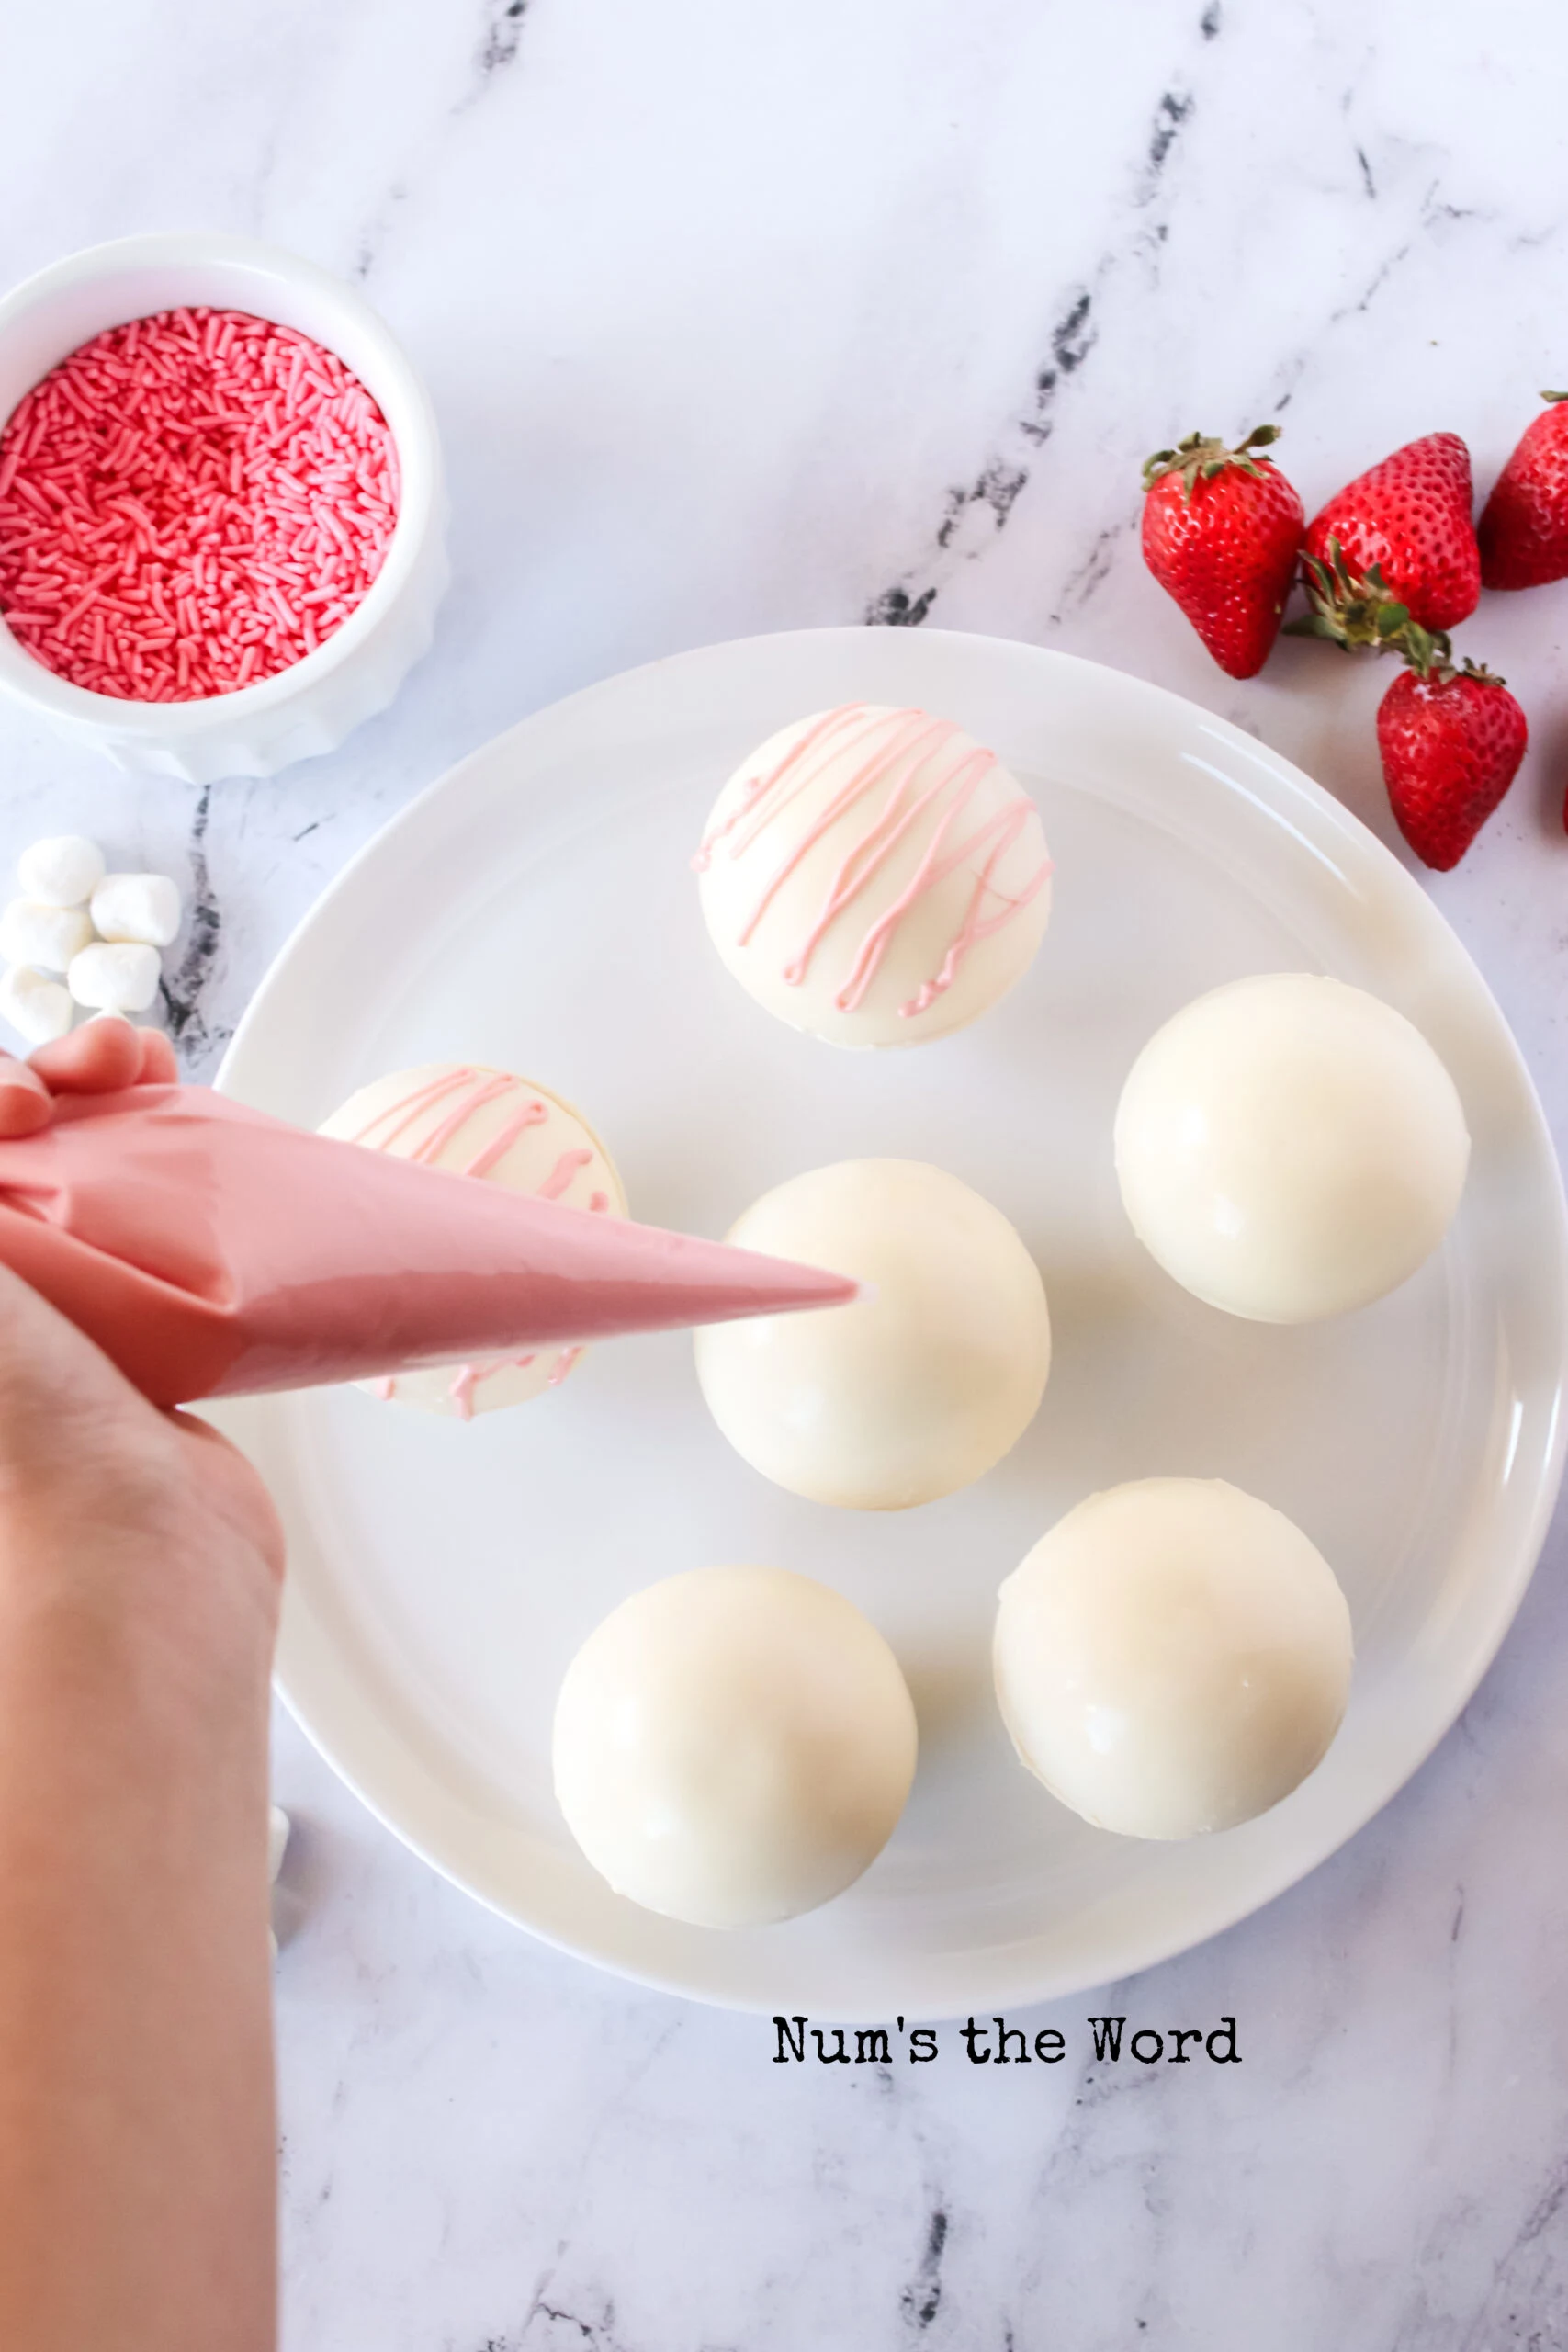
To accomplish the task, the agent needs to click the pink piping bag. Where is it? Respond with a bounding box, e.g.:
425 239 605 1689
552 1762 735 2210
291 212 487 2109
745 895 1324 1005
0 1084 856 1408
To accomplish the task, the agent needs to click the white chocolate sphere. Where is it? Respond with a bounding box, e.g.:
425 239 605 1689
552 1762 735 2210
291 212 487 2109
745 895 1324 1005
694 1159 1049 1509
995 1478 1353 1839
1114 974 1469 1322
553 1566 918 1928
694 704 1052 1047
319 1061 626 1417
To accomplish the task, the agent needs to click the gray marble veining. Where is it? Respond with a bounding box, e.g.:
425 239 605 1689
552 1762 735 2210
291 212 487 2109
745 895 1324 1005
2 1 1567 2345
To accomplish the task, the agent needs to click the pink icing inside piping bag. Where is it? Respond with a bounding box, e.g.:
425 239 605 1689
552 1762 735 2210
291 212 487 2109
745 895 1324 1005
0 1083 860 1408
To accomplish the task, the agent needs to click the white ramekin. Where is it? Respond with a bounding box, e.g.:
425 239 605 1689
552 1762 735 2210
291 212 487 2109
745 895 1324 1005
0 232 448 783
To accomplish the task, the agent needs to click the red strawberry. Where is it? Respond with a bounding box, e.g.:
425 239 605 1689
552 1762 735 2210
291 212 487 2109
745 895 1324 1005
1304 433 1480 631
1141 425 1304 678
1478 392 1568 588
1376 655 1527 871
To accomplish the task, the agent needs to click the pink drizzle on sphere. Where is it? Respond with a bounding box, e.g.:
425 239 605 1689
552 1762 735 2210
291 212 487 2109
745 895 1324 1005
0 306 400 702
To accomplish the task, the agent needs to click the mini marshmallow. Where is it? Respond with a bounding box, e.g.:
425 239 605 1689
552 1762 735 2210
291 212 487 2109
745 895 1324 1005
17 834 105 909
68 940 161 1013
93 995 164 1031
0 899 94 974
0 965 74 1045
90 872 182 949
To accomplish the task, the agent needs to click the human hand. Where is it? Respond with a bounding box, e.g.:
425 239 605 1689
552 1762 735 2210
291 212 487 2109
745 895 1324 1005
0 1028 283 2352
0 1021 283 1654
0 1017 178 1138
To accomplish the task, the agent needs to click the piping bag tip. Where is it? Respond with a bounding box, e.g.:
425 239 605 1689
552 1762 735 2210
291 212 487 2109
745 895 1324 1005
0 1082 862 1407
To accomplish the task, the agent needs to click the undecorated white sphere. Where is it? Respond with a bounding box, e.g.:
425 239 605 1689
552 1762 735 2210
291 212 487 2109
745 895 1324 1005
694 1159 1050 1510
694 704 1052 1047
994 1477 1353 1839
1114 973 1470 1322
553 1566 918 1928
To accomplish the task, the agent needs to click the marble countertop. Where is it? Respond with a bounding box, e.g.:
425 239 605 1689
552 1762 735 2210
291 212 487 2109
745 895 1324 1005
6 1 1568 2344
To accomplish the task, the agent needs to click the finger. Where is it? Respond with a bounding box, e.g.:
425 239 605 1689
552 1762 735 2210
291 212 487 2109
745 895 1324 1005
28 1018 144 1095
135 1029 179 1085
0 1059 52 1137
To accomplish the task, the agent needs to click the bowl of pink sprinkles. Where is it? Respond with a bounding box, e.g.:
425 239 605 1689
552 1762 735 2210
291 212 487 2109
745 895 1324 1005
0 234 446 781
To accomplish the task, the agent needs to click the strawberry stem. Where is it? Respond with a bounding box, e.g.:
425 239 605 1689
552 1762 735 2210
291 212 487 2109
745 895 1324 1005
1287 538 1517 687
1285 540 1416 652
1142 424 1282 501
1395 622 1455 684
1283 537 1506 686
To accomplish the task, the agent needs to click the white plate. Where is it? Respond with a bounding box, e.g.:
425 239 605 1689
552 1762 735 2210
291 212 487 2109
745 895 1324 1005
211 627 1568 2019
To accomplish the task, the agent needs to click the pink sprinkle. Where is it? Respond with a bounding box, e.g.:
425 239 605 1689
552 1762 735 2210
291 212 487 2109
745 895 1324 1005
0 306 400 701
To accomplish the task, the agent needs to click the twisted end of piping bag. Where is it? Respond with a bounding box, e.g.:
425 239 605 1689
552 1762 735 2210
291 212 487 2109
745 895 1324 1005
0 1084 862 1407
